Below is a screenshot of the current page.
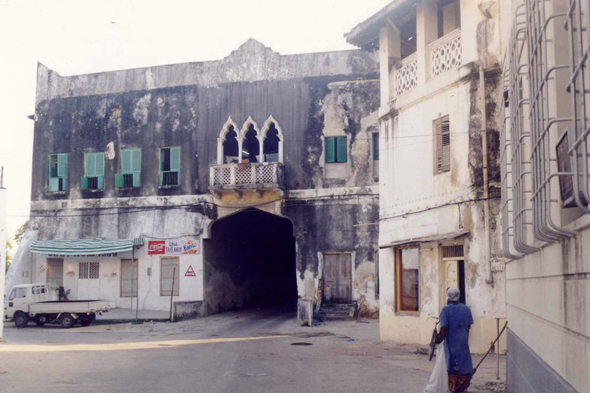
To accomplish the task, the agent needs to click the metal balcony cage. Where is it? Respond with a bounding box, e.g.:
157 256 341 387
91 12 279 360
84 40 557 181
500 0 590 259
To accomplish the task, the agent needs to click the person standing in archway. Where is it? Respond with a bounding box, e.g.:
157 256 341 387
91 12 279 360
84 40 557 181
434 286 474 392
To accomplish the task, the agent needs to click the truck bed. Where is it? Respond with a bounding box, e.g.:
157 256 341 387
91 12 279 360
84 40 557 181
29 300 109 315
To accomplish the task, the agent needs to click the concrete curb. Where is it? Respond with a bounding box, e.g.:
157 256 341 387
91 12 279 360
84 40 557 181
93 318 171 325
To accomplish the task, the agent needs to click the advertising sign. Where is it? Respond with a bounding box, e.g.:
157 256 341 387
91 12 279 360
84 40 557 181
148 239 200 255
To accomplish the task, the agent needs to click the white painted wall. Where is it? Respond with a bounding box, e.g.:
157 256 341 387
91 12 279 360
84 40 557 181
32 237 204 312
374 0 506 351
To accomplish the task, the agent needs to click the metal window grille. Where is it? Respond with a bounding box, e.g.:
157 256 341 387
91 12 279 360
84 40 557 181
79 262 88 279
442 245 464 259
123 174 134 188
88 177 99 190
162 172 178 186
501 0 590 258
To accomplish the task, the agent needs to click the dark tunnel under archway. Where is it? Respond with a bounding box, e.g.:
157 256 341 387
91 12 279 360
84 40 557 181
203 208 297 314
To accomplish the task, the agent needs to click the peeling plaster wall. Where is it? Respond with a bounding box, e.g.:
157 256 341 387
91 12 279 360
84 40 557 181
376 12 506 349
26 41 381 315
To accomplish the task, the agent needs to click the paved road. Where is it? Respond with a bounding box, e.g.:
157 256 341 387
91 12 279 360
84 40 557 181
0 308 505 393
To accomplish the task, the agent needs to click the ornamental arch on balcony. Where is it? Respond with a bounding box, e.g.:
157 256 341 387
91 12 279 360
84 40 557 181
216 116 284 165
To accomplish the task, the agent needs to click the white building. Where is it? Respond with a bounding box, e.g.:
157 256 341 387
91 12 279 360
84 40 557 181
346 0 507 353
500 0 590 391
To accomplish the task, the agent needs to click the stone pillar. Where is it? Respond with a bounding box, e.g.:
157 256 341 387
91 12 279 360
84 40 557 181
416 0 438 84
379 26 400 106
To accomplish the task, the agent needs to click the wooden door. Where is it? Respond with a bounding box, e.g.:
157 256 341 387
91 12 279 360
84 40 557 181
46 258 64 289
323 254 352 303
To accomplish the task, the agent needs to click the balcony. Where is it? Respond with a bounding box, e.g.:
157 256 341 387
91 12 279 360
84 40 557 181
209 162 284 198
428 29 462 79
394 53 418 96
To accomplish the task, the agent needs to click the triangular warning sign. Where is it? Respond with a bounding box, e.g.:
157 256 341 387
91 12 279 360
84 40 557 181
185 265 196 277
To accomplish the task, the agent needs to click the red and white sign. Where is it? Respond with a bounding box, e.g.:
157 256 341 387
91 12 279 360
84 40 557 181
148 239 200 255
185 265 196 277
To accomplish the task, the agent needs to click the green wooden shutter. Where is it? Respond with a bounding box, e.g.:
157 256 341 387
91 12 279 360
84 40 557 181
115 173 125 188
48 178 59 192
57 154 68 177
121 149 132 174
337 136 347 163
372 133 379 161
131 149 141 173
325 137 336 163
81 176 89 190
133 173 141 188
86 153 96 177
170 147 180 172
95 153 105 176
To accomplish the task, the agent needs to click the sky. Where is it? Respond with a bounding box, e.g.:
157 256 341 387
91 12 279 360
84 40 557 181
0 0 389 244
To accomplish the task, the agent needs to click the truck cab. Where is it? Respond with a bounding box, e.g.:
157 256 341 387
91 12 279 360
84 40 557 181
4 283 108 328
5 284 57 320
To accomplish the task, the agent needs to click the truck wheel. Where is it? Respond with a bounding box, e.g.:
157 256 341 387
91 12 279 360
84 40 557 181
14 312 29 328
60 313 75 329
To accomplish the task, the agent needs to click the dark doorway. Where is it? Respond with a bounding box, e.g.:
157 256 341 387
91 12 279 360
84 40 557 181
203 208 297 314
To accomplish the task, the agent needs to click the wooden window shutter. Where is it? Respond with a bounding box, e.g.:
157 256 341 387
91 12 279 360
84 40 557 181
372 133 379 161
95 153 105 177
325 137 336 163
57 154 67 178
336 136 348 163
436 119 450 173
121 149 132 174
115 173 125 188
170 147 180 172
48 178 60 192
86 153 96 177
131 149 141 173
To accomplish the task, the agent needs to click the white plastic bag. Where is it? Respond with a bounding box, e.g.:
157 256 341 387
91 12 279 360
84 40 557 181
424 345 449 393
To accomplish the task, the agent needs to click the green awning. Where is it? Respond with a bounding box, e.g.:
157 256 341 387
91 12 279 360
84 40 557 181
31 238 144 256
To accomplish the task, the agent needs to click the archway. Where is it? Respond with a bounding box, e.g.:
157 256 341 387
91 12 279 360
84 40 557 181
203 208 297 314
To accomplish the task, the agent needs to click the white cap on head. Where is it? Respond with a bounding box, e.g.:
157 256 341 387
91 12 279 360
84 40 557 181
447 286 461 301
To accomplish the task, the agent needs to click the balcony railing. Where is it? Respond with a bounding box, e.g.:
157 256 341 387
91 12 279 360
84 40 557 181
209 162 284 191
394 53 418 96
428 29 462 78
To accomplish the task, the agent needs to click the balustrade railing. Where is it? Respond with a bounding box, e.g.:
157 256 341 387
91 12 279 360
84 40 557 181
394 53 418 96
209 162 283 189
429 29 462 78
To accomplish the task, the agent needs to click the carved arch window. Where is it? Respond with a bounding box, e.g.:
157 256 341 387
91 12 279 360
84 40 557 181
260 116 283 163
240 117 261 163
217 117 240 164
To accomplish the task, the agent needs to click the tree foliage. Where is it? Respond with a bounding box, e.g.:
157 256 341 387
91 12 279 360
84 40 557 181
6 239 12 273
14 220 29 244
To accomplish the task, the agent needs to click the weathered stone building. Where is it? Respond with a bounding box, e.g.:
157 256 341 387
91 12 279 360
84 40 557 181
346 0 507 353
8 39 382 318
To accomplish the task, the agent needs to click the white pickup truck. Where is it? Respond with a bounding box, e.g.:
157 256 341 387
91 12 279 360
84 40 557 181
4 284 109 328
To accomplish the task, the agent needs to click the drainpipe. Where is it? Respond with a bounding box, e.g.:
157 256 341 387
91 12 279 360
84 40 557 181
479 13 493 285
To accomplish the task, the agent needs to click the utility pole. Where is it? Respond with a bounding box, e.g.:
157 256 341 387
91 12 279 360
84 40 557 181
0 167 8 341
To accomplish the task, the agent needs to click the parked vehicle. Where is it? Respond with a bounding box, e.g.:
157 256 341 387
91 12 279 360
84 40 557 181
4 283 109 328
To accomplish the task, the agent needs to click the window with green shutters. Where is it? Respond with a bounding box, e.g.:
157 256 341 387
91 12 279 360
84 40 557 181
48 153 68 192
325 136 347 163
82 152 105 191
160 147 180 187
115 148 141 188
372 133 379 161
